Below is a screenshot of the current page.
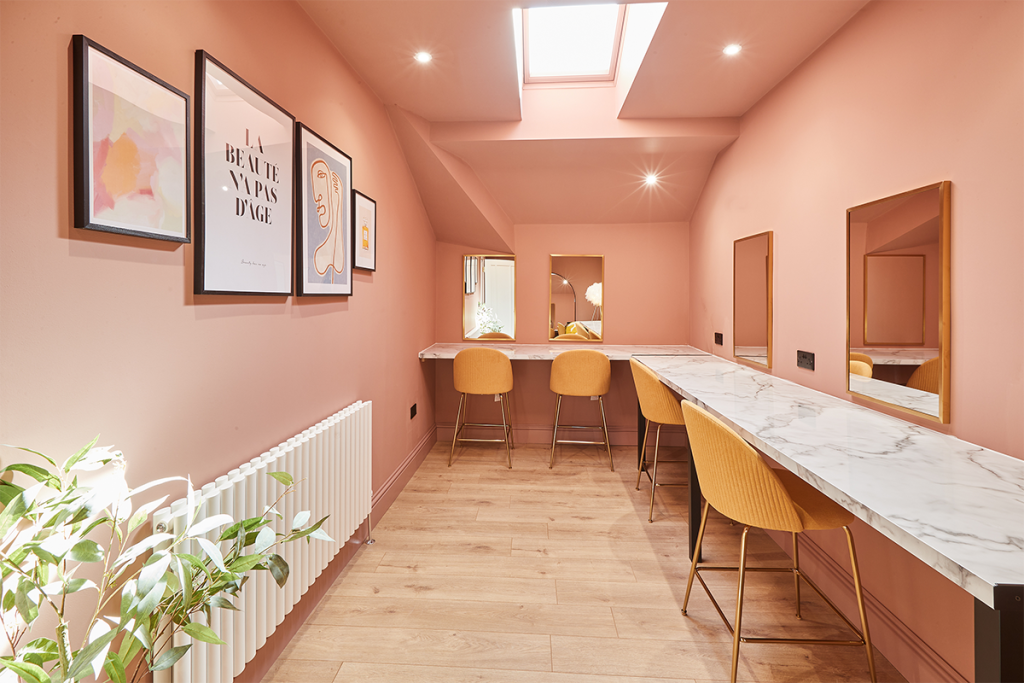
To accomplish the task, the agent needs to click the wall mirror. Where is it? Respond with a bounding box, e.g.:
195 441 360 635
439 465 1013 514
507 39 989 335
847 181 950 422
733 231 773 368
463 255 516 340
549 255 603 341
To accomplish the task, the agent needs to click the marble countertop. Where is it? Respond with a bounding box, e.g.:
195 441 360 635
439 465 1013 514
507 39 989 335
419 343 707 361
635 354 1024 607
851 347 940 366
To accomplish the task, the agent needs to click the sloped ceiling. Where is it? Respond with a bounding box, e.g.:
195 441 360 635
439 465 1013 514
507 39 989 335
299 0 868 250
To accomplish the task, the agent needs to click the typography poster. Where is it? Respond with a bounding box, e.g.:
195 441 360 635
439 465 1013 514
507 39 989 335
195 52 294 295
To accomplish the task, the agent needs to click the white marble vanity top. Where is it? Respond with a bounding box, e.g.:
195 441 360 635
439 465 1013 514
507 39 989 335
419 343 706 361
851 347 939 366
636 354 1024 607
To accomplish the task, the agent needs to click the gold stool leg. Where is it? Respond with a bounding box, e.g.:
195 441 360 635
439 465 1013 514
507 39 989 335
635 421 651 490
449 393 465 467
505 392 515 450
549 394 562 469
731 526 752 683
682 500 711 615
500 392 512 469
598 396 614 471
845 526 877 683
793 532 803 619
647 424 663 523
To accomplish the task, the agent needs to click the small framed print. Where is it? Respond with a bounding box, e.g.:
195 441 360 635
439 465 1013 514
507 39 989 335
72 35 190 242
296 123 353 296
195 51 294 295
353 190 377 272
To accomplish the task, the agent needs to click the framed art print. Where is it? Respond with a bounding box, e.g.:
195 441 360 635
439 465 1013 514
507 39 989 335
194 51 294 295
353 190 377 272
297 124 353 296
72 35 190 242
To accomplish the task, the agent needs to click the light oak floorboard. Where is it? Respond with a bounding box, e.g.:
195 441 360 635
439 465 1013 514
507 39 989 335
263 443 903 683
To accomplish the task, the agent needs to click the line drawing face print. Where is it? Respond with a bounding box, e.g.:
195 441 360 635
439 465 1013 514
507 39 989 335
310 158 345 280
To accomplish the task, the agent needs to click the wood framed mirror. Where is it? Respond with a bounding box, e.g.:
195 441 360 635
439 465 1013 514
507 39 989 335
463 255 516 340
847 181 950 422
733 231 773 368
549 255 603 341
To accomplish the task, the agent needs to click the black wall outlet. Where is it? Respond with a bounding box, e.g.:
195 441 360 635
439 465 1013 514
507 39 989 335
410 403 417 419
796 350 815 371
714 332 723 345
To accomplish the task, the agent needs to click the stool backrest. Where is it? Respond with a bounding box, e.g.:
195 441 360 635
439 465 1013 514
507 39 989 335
550 349 611 396
680 401 804 533
848 352 874 369
849 360 872 377
629 358 685 426
454 348 513 395
906 357 941 394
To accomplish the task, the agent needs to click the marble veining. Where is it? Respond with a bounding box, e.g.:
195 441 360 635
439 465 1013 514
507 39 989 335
848 374 939 415
851 347 940 366
419 343 707 362
635 354 1024 607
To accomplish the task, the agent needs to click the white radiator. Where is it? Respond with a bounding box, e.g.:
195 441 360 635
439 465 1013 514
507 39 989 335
152 400 372 683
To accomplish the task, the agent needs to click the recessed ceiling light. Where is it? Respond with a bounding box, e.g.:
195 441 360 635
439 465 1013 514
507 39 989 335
645 174 659 186
723 44 742 56
414 51 432 63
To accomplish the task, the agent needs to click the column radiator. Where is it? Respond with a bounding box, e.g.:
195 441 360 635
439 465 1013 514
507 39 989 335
152 400 372 683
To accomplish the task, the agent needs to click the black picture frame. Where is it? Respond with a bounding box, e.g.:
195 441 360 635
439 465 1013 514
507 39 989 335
352 190 377 272
194 51 295 295
72 35 190 243
296 123 354 296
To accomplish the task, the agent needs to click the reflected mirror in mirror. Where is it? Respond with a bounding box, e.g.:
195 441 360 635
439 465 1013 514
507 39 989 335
733 231 773 368
463 255 516 340
549 255 603 341
847 181 950 422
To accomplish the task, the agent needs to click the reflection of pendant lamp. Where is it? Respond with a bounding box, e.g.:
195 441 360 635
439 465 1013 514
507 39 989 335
551 272 576 321
585 282 602 320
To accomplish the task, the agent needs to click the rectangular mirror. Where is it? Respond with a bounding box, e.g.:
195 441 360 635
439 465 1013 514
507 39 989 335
847 181 950 422
733 231 773 368
549 255 603 341
463 255 516 340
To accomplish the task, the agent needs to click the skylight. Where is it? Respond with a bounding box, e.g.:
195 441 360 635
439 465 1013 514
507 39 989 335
524 4 625 83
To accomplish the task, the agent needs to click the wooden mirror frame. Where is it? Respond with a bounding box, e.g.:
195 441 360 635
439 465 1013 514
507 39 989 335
846 181 951 423
549 255 604 342
733 231 773 369
463 255 517 341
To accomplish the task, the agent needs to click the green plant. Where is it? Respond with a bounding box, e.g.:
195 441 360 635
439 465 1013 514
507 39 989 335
476 303 504 334
0 438 331 683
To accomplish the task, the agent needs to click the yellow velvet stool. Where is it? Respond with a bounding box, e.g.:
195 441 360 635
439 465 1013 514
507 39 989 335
630 358 688 522
907 356 941 394
679 401 877 683
848 351 874 370
549 350 614 471
450 347 514 468
849 359 872 377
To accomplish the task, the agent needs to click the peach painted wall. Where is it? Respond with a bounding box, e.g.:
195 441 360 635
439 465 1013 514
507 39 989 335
435 222 689 445
0 0 437 666
687 1 1023 681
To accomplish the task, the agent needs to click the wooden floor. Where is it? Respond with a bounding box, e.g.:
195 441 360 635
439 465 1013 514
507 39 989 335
263 440 905 683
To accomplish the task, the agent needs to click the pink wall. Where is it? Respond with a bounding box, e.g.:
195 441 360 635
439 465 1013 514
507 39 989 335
435 222 689 445
688 1 1023 680
0 1 437 672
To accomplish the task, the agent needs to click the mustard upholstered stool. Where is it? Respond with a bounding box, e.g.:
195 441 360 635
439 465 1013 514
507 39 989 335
630 358 688 522
679 401 877 683
849 359 872 377
478 332 513 340
450 348 514 468
848 351 874 370
549 349 614 471
907 356 941 394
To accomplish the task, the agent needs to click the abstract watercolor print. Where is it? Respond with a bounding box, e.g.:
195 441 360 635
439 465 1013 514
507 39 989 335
74 36 189 242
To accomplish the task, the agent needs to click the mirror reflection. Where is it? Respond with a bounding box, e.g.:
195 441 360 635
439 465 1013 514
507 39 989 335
463 255 516 340
733 231 773 368
847 181 950 422
549 255 603 341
